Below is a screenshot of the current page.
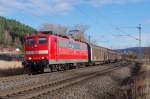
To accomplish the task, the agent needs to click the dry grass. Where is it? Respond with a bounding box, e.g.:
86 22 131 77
133 63 150 99
0 60 24 77
0 60 22 70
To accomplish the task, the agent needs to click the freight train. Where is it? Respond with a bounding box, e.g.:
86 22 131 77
22 31 122 74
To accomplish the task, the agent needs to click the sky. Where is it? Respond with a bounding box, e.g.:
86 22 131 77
0 0 150 49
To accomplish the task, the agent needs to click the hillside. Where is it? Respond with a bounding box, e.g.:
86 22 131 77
116 47 149 58
0 16 37 48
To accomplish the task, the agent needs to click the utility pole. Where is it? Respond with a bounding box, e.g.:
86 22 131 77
88 35 91 44
116 24 142 60
137 24 142 59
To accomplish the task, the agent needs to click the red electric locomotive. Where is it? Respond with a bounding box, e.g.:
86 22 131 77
22 31 89 74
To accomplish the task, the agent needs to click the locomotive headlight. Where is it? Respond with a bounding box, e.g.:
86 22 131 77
29 57 32 60
41 57 44 59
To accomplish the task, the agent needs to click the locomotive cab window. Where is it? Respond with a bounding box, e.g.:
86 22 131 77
25 37 35 45
38 37 48 44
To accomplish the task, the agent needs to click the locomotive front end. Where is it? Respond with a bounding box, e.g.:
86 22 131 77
22 33 49 74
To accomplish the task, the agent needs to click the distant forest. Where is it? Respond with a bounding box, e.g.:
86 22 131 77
0 16 37 48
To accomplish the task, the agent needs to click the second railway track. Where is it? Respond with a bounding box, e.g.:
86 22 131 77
0 62 130 99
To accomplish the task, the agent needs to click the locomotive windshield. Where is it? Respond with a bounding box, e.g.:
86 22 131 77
25 37 35 45
38 36 48 44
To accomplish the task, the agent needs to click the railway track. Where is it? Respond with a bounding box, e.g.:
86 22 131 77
0 62 121 86
0 62 130 99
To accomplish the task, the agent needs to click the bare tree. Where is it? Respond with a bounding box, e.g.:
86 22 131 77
39 23 68 35
68 24 89 42
4 31 12 47
144 47 150 61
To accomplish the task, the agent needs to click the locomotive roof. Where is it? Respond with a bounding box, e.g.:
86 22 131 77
26 32 87 44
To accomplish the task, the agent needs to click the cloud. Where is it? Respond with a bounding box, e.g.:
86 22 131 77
89 0 144 7
0 0 80 16
0 0 145 16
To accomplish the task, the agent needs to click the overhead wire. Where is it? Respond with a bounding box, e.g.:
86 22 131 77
88 7 150 46
74 6 111 33
73 6 115 46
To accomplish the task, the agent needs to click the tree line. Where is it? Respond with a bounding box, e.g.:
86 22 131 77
0 16 37 48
